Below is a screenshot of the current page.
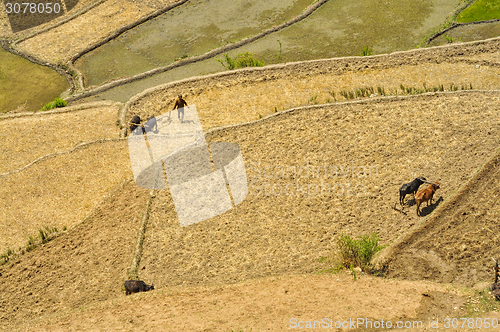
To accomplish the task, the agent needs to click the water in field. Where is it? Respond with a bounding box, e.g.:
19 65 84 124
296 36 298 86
75 0 313 87
429 20 500 47
0 47 68 113
77 0 462 104
222 0 462 64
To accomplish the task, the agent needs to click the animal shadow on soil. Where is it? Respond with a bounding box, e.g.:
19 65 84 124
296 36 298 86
417 196 443 217
405 198 417 207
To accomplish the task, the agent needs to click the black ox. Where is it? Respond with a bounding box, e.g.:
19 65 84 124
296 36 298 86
124 280 154 295
399 177 426 206
130 115 157 134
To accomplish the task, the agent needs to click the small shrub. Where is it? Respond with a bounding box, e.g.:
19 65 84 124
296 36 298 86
355 88 363 98
335 233 386 273
175 54 189 61
39 97 67 112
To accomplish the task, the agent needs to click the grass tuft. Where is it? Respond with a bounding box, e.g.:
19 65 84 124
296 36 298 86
358 46 373 56
1 225 64 263
335 233 386 273
217 52 265 70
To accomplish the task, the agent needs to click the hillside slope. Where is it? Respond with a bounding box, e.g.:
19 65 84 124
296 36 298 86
378 147 500 286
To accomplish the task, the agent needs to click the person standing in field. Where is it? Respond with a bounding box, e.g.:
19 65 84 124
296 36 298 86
172 94 188 122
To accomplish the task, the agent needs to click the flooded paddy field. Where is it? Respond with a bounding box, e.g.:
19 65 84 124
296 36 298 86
223 0 461 64
0 48 67 113
429 20 500 47
75 0 312 87
75 0 462 102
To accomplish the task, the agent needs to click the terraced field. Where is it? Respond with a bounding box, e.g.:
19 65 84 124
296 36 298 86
0 47 67 112
1 0 500 331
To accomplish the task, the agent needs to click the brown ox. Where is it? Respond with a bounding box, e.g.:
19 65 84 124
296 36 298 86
415 182 440 216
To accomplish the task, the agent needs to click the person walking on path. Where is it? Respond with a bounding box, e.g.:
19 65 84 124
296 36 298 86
172 94 188 122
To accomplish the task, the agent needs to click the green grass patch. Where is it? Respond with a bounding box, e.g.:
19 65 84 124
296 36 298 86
465 288 499 317
457 0 500 23
39 97 67 112
217 52 265 70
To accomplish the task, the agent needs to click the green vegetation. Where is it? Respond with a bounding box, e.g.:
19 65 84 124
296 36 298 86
38 225 59 244
358 46 373 56
350 264 357 281
457 0 500 23
58 61 78 79
465 289 499 317
79 0 462 102
328 91 336 101
335 233 386 273
39 97 67 112
0 225 65 264
336 82 473 100
0 248 14 265
217 52 265 70
308 94 318 104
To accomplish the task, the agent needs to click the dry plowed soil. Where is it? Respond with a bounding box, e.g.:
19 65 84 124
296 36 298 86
379 148 500 287
138 91 500 289
2 39 500 330
2 91 500 331
0 181 150 327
